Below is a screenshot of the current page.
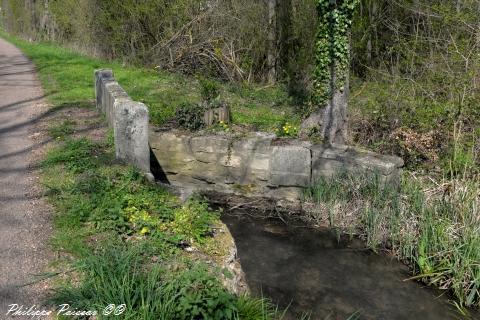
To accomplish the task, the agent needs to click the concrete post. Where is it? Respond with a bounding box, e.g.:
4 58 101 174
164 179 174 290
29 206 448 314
95 69 152 180
94 69 114 112
113 100 151 177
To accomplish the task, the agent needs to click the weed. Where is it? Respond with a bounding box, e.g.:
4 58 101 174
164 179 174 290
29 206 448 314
175 103 206 130
274 121 299 138
167 199 220 245
199 77 221 101
48 120 76 140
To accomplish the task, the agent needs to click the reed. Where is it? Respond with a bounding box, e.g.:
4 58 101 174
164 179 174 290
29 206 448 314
305 171 480 309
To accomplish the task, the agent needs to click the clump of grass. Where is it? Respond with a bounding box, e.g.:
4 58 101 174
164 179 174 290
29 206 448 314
42 138 101 173
48 120 76 140
50 245 229 319
236 295 287 320
51 243 289 320
304 172 480 309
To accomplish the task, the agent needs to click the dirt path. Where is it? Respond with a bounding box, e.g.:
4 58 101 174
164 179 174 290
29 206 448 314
0 38 52 318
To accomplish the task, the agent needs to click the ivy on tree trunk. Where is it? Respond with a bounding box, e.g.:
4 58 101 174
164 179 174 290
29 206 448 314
302 0 358 145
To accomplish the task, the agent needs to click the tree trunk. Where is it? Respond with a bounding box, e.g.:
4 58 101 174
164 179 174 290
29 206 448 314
267 0 277 84
301 68 349 145
301 0 353 145
322 72 348 145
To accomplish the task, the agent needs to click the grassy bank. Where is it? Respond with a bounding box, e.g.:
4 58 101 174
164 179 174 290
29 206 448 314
2 28 478 318
304 172 480 312
0 30 299 131
0 31 292 318
41 127 282 319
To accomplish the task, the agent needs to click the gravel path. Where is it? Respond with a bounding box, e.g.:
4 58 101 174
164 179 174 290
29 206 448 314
0 38 52 319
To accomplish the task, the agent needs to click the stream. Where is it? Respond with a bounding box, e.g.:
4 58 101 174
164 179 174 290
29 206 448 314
222 212 478 320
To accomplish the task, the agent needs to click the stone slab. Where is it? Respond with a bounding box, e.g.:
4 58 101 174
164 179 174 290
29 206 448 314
269 146 311 187
149 131 195 174
113 100 150 174
191 135 231 163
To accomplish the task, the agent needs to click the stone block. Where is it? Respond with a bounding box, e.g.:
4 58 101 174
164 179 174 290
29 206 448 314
220 154 242 168
269 146 311 187
311 144 404 185
225 135 273 183
150 131 195 174
311 145 356 181
354 154 396 175
105 82 130 127
311 144 348 160
113 101 150 174
349 148 404 175
191 161 228 184
191 135 230 163
312 159 345 181
94 69 114 111
235 133 275 150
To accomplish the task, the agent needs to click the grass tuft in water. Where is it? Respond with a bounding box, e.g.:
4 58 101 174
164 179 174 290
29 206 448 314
305 172 480 309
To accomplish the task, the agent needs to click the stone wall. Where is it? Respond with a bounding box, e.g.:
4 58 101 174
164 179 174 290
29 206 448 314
95 69 403 201
95 69 151 177
150 130 404 201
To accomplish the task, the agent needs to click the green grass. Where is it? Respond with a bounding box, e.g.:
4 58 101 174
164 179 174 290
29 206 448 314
40 134 221 256
51 242 289 320
0 29 309 319
0 30 299 131
305 172 480 310
33 81 290 318
47 120 75 140
52 245 227 320
40 130 288 319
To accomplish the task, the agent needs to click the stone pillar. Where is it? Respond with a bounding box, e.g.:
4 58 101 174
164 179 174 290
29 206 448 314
94 69 114 112
95 69 152 179
113 100 151 177
104 81 130 127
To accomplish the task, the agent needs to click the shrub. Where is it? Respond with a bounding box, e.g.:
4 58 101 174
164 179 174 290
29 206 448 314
165 264 238 320
199 77 220 102
175 103 206 130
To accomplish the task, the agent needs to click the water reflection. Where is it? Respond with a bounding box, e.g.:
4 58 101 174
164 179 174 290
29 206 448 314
222 213 476 320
